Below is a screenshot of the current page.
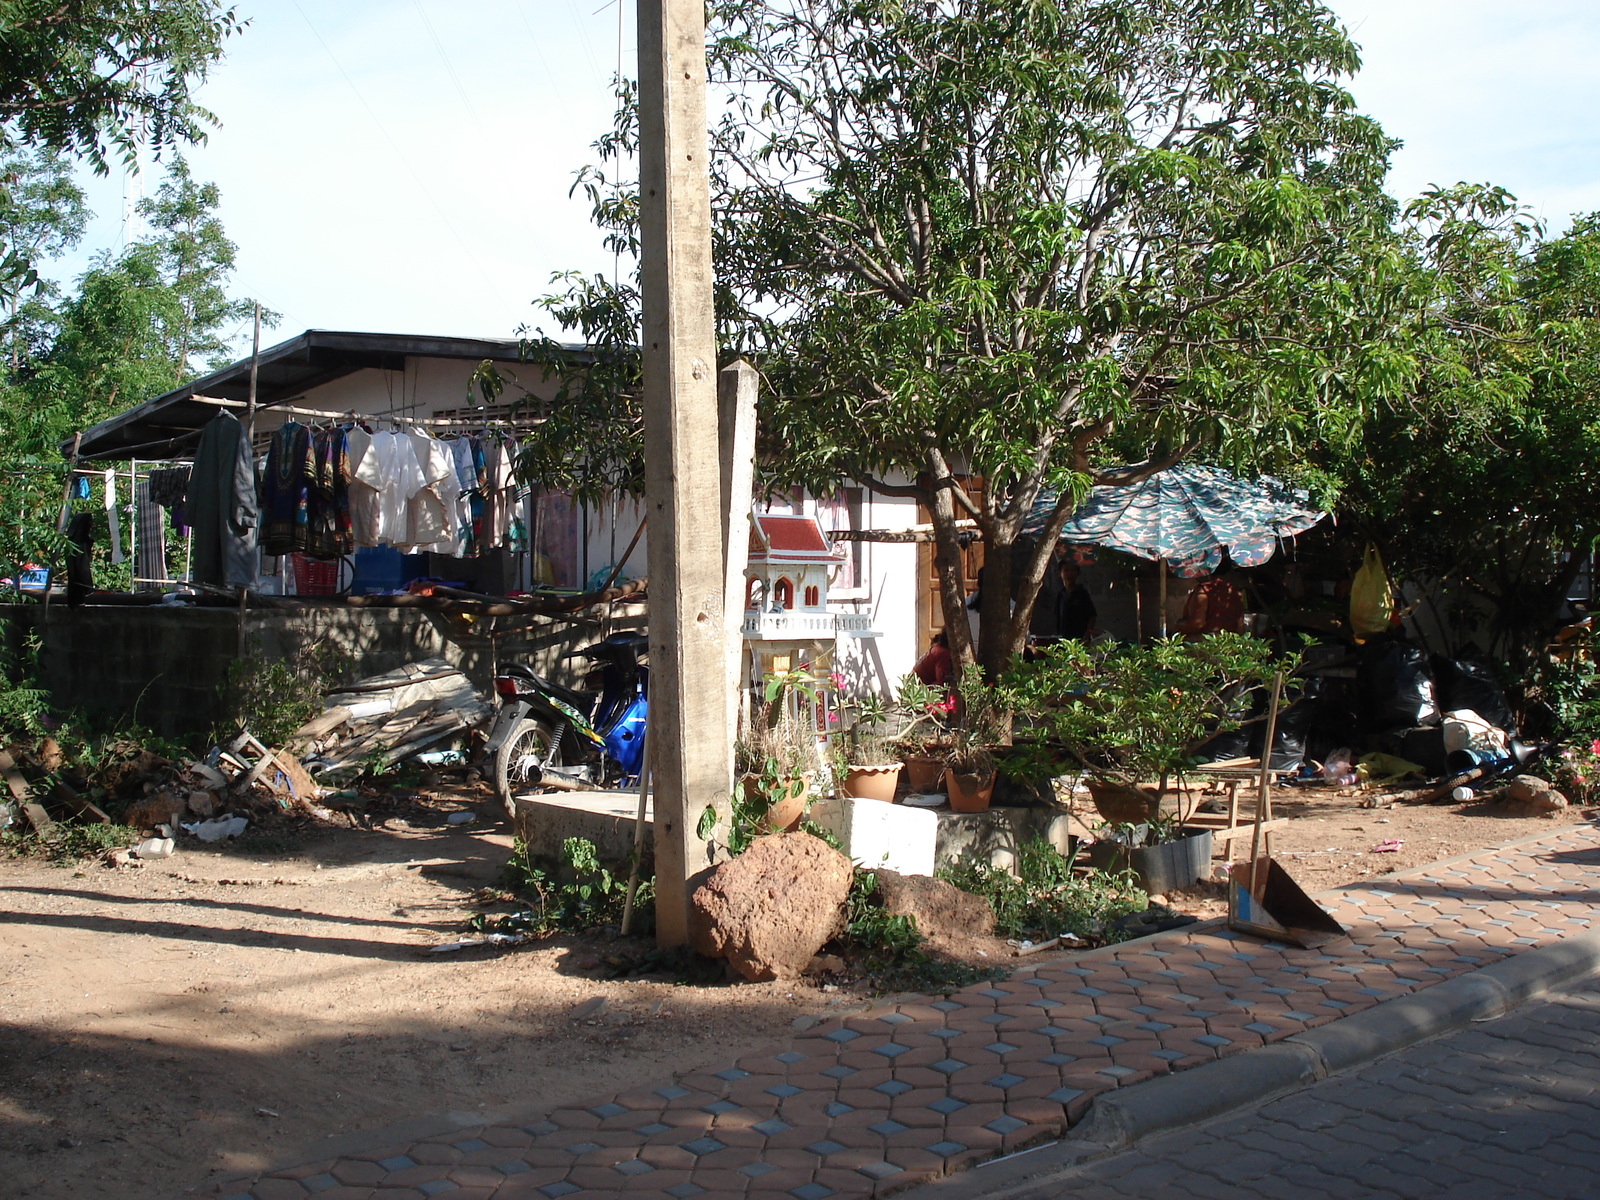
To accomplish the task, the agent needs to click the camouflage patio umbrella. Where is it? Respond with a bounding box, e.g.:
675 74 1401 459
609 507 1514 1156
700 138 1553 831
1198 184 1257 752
1027 463 1326 634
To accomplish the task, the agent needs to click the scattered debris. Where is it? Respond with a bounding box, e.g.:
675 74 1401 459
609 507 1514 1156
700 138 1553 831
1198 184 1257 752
428 932 529 954
181 816 249 842
304 659 490 780
446 811 477 825
132 837 174 859
1370 838 1403 853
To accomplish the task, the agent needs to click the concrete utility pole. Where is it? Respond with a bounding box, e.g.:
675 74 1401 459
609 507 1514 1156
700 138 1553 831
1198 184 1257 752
720 360 759 752
638 0 730 946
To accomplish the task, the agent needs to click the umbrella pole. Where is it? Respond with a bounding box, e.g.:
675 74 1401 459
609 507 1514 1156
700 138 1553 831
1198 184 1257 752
1158 559 1168 638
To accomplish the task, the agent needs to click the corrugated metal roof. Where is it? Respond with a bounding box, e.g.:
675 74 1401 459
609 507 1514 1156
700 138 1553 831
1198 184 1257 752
67 330 595 460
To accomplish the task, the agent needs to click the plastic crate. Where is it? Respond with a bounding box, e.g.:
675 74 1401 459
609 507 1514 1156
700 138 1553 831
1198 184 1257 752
291 554 339 596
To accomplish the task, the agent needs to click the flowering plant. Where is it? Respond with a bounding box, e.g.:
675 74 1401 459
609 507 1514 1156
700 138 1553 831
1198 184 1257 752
1549 738 1600 805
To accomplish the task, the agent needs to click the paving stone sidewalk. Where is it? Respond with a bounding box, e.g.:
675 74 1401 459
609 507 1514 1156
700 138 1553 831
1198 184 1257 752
1003 975 1600 1200
213 821 1600 1200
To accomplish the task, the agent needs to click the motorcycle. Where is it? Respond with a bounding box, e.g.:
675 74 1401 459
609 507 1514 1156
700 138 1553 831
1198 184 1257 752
482 632 649 818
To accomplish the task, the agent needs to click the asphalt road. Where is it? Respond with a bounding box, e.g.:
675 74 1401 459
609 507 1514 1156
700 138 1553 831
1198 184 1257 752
1013 977 1600 1200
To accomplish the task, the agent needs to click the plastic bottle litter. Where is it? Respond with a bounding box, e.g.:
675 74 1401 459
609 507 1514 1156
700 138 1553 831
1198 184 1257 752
1451 785 1475 802
416 749 466 766
180 815 249 842
445 811 477 825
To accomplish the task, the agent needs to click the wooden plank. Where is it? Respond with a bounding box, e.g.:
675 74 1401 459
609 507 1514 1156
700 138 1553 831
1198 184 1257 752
52 780 110 824
21 802 54 835
1194 818 1289 843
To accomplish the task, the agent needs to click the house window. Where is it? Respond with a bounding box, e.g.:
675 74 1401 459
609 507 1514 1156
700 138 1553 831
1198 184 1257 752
804 585 820 607
818 485 868 598
745 576 764 610
774 577 794 609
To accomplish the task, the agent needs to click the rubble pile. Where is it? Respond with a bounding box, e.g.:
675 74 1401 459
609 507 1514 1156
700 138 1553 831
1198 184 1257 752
295 659 490 780
2 658 491 860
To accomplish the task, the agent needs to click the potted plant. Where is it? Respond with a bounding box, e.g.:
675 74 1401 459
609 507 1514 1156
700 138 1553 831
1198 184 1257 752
1001 633 1284 828
1085 816 1215 894
943 664 1007 812
892 672 951 791
836 691 903 801
732 669 827 846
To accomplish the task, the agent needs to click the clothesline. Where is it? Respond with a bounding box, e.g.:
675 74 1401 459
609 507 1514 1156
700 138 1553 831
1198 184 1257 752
193 395 544 432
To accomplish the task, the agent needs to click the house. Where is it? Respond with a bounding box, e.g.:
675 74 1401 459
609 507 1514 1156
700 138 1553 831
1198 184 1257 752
65 329 944 692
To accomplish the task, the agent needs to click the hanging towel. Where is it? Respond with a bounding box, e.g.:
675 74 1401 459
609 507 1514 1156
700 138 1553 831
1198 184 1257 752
134 480 167 589
104 468 124 564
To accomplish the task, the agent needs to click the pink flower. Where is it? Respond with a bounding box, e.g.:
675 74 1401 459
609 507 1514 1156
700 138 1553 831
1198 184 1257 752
1589 738 1600 757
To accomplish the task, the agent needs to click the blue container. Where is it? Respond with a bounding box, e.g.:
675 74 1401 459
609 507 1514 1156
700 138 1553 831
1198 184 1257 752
350 546 404 595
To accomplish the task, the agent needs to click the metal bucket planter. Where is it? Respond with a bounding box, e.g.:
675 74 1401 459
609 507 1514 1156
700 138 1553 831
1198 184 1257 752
1087 826 1213 894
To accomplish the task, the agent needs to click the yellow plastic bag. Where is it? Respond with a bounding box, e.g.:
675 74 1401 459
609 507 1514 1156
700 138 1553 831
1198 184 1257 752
1350 543 1394 642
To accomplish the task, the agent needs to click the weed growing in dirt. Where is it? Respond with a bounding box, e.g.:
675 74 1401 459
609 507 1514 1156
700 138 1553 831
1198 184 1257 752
2 822 138 862
487 836 654 936
834 871 1003 995
938 837 1148 942
222 642 353 748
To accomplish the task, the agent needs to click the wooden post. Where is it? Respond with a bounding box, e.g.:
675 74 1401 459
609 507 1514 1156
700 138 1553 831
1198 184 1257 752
720 360 758 756
1248 671 1284 896
638 0 728 947
244 301 261 443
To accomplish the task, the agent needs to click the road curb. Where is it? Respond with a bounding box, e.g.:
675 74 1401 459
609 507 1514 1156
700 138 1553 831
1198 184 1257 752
898 926 1600 1200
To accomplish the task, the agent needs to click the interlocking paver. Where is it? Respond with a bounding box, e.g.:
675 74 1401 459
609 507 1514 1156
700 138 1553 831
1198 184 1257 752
207 822 1600 1199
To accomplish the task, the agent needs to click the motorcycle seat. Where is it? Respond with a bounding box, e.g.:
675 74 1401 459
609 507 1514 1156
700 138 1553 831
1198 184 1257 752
501 664 596 714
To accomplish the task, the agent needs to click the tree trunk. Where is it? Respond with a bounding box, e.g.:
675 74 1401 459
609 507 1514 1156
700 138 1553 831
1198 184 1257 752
927 476 976 670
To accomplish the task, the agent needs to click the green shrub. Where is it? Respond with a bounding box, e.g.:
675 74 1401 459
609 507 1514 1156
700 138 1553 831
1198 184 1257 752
938 837 1148 942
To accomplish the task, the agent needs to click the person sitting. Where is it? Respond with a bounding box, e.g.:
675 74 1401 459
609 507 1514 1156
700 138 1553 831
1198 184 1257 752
913 630 954 686
1175 565 1245 636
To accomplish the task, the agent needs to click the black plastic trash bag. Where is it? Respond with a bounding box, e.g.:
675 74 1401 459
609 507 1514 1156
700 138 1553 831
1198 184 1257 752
1430 655 1517 733
1359 639 1440 729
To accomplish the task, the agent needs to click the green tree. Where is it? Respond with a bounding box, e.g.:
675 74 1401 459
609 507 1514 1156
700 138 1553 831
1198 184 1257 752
520 0 1415 675
134 154 254 373
0 0 240 171
0 146 88 366
1330 190 1600 671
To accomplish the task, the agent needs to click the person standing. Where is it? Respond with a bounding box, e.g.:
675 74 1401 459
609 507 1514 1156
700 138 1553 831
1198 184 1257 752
1056 559 1097 641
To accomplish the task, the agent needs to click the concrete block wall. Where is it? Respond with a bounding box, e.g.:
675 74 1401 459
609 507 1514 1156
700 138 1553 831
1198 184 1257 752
0 601 645 741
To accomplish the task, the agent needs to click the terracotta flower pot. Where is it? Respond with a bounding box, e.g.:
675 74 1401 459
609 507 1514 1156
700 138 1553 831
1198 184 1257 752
741 772 812 833
902 753 945 792
1085 779 1162 825
944 768 995 813
841 763 902 802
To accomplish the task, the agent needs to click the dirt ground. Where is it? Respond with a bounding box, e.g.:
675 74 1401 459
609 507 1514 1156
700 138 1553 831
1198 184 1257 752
1 785 1579 1200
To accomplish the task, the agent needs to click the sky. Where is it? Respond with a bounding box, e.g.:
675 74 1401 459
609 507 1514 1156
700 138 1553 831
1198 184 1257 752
45 0 1600 357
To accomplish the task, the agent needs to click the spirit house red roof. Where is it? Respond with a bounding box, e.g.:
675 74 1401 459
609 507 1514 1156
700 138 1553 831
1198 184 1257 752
747 513 844 565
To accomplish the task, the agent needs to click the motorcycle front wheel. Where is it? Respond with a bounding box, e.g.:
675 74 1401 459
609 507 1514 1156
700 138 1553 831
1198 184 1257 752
494 718 560 821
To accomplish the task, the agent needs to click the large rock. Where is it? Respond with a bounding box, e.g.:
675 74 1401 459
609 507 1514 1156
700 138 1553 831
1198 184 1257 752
870 868 995 941
1506 774 1569 812
689 833 853 982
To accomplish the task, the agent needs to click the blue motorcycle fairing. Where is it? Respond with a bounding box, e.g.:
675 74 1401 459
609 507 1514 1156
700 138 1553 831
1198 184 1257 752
602 695 648 778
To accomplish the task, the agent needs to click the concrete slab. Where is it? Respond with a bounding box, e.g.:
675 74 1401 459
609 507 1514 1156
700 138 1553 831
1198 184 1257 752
512 789 652 862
